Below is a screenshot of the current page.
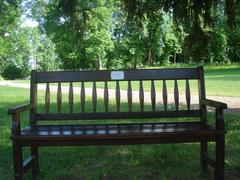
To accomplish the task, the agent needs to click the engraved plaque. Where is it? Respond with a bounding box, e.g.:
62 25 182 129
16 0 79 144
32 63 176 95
111 71 124 80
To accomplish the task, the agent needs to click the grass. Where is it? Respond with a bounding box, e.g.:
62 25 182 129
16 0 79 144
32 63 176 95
9 64 240 97
0 86 239 179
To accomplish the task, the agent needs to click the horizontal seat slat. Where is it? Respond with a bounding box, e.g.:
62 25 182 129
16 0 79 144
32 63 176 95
16 136 219 147
20 122 219 138
35 68 199 83
36 110 201 120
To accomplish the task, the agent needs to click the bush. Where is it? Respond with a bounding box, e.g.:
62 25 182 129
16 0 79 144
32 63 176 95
2 64 30 80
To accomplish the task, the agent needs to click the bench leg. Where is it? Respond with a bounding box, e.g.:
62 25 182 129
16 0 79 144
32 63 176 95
215 135 225 180
12 141 24 180
200 140 208 170
31 146 39 180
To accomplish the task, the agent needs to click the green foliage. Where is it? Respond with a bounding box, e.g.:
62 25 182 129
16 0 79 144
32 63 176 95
2 63 30 80
0 0 22 71
161 17 185 64
208 28 228 63
143 9 165 65
226 16 240 63
27 27 58 71
41 0 239 69
0 25 31 75
227 29 240 62
120 24 145 69
41 0 115 70
2 0 240 72
0 0 59 76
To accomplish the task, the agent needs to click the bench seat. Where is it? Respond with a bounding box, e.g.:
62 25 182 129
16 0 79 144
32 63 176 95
15 122 224 146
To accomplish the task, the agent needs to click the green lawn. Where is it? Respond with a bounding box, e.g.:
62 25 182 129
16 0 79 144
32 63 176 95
0 86 239 179
11 64 240 97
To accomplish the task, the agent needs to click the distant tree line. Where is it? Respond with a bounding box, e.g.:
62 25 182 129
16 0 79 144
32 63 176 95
0 0 240 78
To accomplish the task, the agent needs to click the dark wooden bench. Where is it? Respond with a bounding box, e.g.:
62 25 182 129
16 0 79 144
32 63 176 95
8 67 227 180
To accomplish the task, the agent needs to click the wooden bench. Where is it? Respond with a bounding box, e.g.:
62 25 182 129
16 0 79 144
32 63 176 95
8 67 227 180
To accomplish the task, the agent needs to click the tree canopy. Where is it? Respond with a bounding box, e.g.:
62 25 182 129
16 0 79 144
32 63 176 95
0 0 240 75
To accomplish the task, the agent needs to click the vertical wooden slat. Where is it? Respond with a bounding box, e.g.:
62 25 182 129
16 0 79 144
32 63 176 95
69 82 73 113
198 66 207 123
57 82 62 113
198 67 208 174
92 81 97 113
81 82 85 113
151 80 156 111
162 80 168 111
127 81 132 112
174 80 179 111
45 83 50 113
139 80 144 112
30 70 37 127
116 81 120 112
186 79 191 110
12 141 23 180
104 81 109 112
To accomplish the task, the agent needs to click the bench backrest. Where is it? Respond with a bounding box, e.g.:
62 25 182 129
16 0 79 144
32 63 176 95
29 67 206 125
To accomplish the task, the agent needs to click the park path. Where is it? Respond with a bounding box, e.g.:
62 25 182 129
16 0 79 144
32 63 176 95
0 81 239 114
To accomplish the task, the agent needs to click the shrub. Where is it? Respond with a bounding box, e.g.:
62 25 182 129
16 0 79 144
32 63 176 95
2 64 30 80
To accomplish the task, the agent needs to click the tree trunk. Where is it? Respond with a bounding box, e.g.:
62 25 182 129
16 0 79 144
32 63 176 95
148 49 152 65
97 54 102 70
133 59 137 69
174 52 177 64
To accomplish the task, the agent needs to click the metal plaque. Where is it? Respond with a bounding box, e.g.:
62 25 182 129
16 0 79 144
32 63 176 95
111 71 124 80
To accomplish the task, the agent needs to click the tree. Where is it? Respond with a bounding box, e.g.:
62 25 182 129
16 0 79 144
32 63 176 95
21 0 240 71
26 27 58 71
225 0 240 63
122 0 239 63
144 9 164 65
0 0 22 71
39 0 115 70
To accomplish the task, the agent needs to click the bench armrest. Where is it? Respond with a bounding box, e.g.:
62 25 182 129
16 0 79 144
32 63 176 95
201 99 227 109
8 104 34 115
201 99 227 131
8 104 34 136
